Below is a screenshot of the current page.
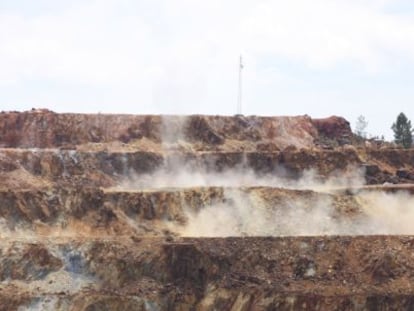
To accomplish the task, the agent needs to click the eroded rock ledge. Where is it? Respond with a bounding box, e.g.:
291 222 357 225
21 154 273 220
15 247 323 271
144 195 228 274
1 110 414 310
2 236 414 310
0 110 352 149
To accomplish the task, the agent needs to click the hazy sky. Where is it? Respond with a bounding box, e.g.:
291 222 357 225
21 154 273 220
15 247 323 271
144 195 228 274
1 0 414 139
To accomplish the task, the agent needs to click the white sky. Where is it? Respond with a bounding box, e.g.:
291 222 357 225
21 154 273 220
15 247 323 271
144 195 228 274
1 0 414 139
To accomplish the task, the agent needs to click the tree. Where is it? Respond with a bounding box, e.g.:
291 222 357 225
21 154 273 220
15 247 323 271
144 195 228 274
391 112 413 148
355 115 368 138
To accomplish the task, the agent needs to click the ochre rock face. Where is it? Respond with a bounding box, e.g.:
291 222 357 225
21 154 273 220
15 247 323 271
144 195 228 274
312 116 353 145
1 110 414 310
0 111 338 149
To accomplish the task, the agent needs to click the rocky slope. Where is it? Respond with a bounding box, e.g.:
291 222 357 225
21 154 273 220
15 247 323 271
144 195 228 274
3 236 414 311
1 110 414 310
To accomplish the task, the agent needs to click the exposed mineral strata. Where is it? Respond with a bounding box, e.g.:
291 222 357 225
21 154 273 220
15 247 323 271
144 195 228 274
0 110 414 310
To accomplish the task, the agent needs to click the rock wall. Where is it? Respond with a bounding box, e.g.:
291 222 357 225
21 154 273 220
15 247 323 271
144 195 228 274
2 237 414 310
0 110 414 310
0 110 345 149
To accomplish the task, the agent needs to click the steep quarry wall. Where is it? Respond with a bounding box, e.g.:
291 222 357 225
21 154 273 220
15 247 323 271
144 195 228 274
0 110 350 149
0 110 414 310
3 237 414 310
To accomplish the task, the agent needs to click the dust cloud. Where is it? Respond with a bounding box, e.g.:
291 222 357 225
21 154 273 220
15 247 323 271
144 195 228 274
130 116 414 237
177 187 414 237
114 160 414 237
118 164 365 190
356 191 414 235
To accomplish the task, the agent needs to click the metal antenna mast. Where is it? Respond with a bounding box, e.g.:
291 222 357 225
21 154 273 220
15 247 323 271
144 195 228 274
237 55 244 115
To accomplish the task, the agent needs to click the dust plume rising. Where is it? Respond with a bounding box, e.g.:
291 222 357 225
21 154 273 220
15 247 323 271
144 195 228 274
116 163 414 237
113 117 414 237
118 163 365 190
356 191 414 235
176 187 414 237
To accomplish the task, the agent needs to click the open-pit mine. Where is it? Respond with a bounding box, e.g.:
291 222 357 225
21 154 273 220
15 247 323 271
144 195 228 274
1 109 414 310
